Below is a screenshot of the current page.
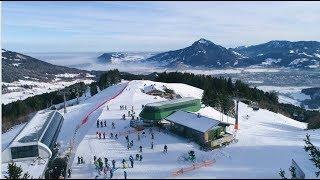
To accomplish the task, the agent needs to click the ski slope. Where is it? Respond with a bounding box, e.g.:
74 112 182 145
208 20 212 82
2 80 319 179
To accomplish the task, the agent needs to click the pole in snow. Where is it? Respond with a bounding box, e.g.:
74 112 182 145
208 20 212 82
63 92 67 113
234 100 239 130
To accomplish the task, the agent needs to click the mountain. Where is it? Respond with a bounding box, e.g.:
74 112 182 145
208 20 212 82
144 39 320 69
231 40 320 68
2 49 100 83
97 52 156 64
145 38 246 68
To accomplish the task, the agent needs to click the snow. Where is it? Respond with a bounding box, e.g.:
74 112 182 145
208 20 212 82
55 73 80 78
2 79 94 105
86 73 95 78
289 58 309 65
1 158 49 179
257 86 311 106
165 110 224 133
262 58 281 65
143 84 165 94
2 80 320 179
12 63 21 67
1 123 26 150
314 53 320 58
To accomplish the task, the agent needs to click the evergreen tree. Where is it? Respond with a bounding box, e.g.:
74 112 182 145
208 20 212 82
279 169 287 179
303 134 320 177
4 162 30 179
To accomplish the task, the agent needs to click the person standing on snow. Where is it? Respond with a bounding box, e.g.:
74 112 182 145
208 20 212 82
97 120 99 128
112 122 115 129
124 171 127 179
135 154 139 161
129 155 134 168
94 155 97 162
139 145 142 152
151 142 154 149
151 132 154 139
139 154 143 161
115 134 118 139
104 121 107 127
164 144 168 153
130 140 133 147
104 157 108 166
112 159 116 169
100 121 103 127
103 132 106 139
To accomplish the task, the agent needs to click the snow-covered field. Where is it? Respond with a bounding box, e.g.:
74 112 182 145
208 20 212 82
2 80 319 178
257 86 312 107
2 79 94 105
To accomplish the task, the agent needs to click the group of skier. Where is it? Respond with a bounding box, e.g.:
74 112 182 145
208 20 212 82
77 156 84 164
96 120 107 128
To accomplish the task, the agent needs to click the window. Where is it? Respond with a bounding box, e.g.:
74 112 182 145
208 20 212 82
11 145 39 159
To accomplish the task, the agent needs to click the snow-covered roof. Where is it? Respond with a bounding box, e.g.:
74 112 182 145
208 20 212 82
10 110 57 147
143 84 165 94
165 110 229 133
146 97 196 107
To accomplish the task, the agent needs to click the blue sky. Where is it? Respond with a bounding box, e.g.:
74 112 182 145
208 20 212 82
2 1 320 53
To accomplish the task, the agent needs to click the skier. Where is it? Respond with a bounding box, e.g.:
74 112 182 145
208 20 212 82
130 140 133 147
125 135 129 142
77 156 80 164
139 154 143 161
139 145 142 152
100 121 103 127
110 133 114 139
112 122 115 129
151 142 154 149
67 168 71 178
81 156 84 164
125 105 127 110
142 131 146 138
115 134 118 139
151 132 154 139
128 111 131 117
127 143 130 150
104 157 108 166
129 155 134 168
124 171 127 179
112 160 116 169
96 131 99 138
107 105 109 110
137 133 140 141
104 121 107 127
164 144 168 153
99 132 101 139
97 120 99 128
103 132 106 139
122 114 126 120
122 159 126 169
110 168 113 179
135 154 139 161
94 155 97 162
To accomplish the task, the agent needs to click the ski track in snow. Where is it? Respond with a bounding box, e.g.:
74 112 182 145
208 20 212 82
2 80 320 178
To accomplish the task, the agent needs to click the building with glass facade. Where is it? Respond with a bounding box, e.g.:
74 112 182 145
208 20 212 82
2 110 64 163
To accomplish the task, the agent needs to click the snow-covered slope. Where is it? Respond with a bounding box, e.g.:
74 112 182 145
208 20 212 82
2 80 319 178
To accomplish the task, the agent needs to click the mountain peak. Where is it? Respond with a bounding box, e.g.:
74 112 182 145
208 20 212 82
193 38 214 46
